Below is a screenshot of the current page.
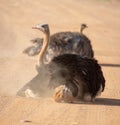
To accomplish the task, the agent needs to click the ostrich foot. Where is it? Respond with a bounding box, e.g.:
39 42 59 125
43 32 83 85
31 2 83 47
83 93 96 102
25 89 37 98
53 85 75 103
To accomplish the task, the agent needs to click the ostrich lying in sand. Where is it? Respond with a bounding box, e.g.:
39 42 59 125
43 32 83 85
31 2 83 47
23 24 94 63
17 24 105 103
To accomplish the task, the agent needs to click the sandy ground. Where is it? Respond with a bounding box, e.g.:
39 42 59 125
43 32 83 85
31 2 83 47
0 0 120 125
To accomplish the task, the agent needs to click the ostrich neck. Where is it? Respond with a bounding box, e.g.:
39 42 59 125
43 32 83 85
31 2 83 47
38 32 50 66
80 28 83 34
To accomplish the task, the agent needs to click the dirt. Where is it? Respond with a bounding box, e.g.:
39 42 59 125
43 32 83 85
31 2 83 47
0 0 120 125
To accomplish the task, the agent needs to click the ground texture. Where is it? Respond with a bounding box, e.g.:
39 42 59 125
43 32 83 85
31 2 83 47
0 0 120 125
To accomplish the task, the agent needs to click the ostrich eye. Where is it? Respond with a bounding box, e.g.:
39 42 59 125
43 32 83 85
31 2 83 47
42 25 45 28
41 24 48 29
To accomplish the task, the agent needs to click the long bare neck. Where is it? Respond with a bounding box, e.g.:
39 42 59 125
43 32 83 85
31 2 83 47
80 27 84 34
38 32 50 66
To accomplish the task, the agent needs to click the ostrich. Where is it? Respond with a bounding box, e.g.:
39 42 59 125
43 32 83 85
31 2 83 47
23 24 94 62
17 24 105 103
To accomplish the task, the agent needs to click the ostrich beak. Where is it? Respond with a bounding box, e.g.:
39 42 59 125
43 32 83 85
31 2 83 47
32 25 42 29
32 26 38 29
32 25 44 32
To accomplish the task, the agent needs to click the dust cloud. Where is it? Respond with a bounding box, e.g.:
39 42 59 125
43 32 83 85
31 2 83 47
16 64 54 98
16 60 69 99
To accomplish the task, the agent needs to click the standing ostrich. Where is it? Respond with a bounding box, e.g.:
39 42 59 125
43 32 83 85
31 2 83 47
18 24 105 103
23 24 94 63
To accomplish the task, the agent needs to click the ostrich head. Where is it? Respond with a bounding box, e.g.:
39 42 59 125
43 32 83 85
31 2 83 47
32 24 50 34
80 24 88 34
32 24 50 66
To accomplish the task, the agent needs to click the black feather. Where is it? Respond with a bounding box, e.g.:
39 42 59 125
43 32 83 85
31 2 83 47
48 54 105 98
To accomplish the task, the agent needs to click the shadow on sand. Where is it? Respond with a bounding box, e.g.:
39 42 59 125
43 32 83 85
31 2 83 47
100 63 120 68
73 98 120 106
